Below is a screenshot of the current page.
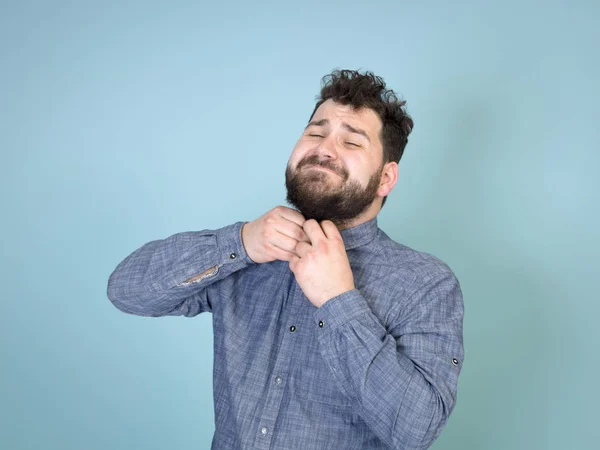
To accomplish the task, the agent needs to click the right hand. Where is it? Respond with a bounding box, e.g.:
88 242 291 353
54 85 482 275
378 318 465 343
241 206 309 263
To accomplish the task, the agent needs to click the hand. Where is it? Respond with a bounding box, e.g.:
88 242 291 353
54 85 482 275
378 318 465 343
242 206 309 263
289 219 355 307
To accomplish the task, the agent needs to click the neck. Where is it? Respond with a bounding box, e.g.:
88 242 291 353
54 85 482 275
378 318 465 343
335 198 382 230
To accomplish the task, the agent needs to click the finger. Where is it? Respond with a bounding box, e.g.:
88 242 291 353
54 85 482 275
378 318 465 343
295 241 311 258
270 245 298 262
269 231 304 253
288 254 300 272
276 219 310 243
276 206 306 227
320 220 342 240
303 219 325 244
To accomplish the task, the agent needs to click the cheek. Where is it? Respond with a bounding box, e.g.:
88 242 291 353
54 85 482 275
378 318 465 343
288 143 308 167
344 157 372 186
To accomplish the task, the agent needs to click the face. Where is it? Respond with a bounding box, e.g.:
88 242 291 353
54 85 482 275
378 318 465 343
285 99 397 226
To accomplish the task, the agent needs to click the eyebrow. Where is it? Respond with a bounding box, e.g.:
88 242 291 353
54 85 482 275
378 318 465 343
305 118 371 143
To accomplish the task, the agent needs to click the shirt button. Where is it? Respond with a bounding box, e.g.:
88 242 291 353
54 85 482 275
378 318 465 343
229 253 237 259
275 376 283 385
289 325 296 332
318 320 324 328
260 427 269 435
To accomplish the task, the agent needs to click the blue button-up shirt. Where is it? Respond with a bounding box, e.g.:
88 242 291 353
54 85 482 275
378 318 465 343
107 218 464 450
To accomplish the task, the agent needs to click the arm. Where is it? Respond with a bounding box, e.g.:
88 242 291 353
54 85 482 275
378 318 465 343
107 206 309 318
314 271 464 450
289 220 463 449
106 222 253 317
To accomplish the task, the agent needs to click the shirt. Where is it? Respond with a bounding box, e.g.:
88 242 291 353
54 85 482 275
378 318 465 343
107 217 464 450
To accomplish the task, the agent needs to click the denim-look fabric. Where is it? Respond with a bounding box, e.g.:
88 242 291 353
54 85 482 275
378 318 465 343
107 218 464 450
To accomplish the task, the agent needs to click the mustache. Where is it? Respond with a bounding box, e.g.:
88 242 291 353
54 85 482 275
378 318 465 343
297 155 348 179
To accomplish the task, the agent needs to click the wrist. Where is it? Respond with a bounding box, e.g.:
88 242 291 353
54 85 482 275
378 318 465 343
240 222 257 263
317 285 355 308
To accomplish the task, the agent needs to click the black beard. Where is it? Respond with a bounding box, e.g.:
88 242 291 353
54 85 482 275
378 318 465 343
285 156 382 228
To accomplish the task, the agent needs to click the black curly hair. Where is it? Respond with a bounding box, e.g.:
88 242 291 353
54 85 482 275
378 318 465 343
309 69 414 207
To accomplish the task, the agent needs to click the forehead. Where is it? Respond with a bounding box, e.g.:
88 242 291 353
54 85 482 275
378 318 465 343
312 99 382 136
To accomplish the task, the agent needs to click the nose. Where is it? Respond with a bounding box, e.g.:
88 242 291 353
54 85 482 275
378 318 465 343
313 135 338 160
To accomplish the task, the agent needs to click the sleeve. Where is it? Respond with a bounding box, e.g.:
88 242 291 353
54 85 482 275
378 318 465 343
313 269 464 450
106 222 254 317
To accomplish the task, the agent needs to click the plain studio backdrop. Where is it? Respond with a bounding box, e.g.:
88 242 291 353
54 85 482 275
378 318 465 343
1 1 598 449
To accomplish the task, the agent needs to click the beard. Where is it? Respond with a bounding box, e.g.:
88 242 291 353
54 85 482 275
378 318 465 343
285 154 382 228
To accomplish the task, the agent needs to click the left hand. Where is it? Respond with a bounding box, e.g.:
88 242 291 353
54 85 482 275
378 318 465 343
288 219 355 307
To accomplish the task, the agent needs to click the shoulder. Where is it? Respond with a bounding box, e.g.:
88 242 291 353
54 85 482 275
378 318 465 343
370 228 460 290
371 230 464 326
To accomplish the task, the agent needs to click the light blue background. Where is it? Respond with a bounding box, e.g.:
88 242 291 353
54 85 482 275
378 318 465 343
1 1 598 449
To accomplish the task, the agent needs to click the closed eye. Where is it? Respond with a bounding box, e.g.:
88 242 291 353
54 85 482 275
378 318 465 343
309 133 324 138
345 142 361 147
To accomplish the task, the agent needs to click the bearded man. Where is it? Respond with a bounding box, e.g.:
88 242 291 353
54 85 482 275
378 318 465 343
107 69 465 450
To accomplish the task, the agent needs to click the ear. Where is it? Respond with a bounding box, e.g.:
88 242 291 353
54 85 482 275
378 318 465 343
377 161 398 198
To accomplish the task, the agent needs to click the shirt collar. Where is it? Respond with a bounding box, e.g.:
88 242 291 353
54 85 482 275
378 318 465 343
339 217 379 251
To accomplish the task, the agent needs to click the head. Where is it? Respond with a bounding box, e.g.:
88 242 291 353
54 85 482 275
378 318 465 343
285 69 414 228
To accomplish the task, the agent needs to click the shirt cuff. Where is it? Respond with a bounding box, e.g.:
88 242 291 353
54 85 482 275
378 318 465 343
313 289 371 331
214 221 255 266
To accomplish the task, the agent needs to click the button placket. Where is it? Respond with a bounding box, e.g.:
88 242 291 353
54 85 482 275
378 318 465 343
255 282 302 448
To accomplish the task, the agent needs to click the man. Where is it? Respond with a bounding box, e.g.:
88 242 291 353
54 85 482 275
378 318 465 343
107 69 464 450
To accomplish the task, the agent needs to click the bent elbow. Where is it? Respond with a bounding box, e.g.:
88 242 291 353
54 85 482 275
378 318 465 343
420 392 456 450
393 385 456 450
106 269 145 316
